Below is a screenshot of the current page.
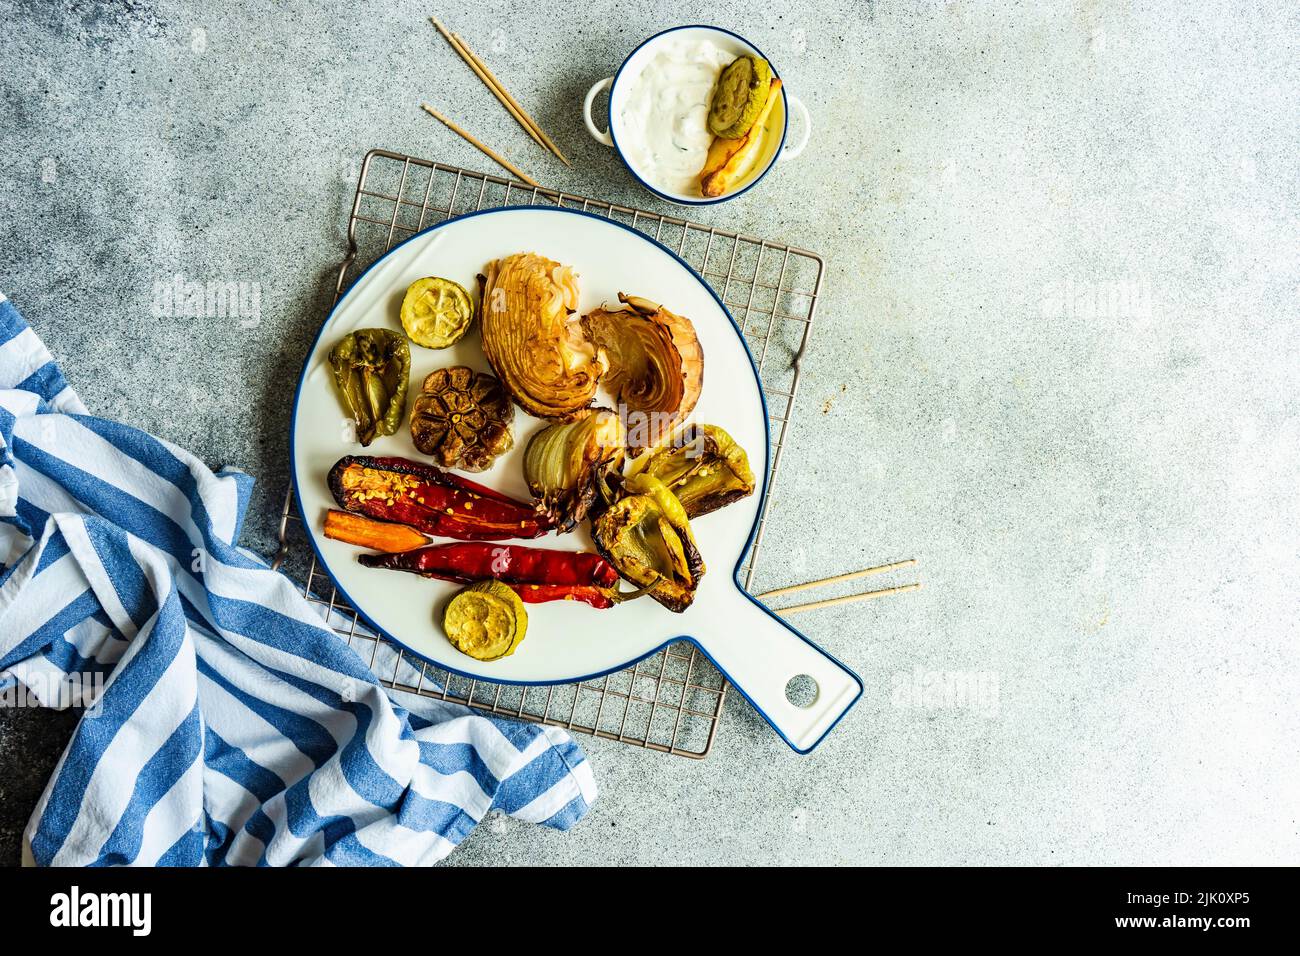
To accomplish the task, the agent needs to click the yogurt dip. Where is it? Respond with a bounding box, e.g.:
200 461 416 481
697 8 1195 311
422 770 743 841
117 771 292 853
618 37 736 196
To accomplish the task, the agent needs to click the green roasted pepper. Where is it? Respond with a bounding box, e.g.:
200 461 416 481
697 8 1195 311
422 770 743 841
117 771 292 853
329 328 410 446
591 473 705 613
632 424 756 519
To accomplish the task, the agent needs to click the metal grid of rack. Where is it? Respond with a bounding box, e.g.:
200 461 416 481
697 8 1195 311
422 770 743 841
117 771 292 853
274 148 825 758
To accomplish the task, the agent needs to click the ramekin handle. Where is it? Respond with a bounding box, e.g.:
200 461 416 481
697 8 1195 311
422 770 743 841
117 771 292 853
583 77 615 147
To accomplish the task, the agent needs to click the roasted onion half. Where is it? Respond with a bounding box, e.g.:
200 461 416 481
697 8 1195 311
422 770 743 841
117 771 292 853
581 293 703 451
630 424 756 518
478 253 606 420
523 407 624 533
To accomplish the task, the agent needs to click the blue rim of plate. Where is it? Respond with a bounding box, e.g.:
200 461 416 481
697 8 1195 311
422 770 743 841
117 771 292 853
605 24 790 207
289 205 862 753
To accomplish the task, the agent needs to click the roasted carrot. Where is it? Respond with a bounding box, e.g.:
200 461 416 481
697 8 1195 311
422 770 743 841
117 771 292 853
323 509 428 553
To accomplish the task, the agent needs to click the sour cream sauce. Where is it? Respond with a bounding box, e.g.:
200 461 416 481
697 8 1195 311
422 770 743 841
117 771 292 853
618 38 735 196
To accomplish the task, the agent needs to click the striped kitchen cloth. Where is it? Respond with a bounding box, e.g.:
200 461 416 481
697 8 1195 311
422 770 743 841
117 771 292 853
0 292 596 866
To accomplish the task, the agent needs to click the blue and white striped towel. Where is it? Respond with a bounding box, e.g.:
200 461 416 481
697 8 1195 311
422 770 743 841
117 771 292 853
0 292 596 866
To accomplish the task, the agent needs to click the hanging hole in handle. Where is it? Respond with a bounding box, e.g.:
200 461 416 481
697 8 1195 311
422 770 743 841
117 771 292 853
784 674 819 708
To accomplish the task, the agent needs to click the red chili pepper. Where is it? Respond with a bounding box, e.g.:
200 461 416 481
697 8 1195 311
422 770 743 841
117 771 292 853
328 455 549 540
509 584 616 608
357 542 618 589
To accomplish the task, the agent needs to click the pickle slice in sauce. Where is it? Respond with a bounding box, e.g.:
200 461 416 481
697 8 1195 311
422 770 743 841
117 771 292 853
707 55 773 139
400 276 473 349
442 580 528 661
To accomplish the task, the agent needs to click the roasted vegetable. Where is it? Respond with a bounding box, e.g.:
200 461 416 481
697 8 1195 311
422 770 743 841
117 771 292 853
328 328 410 446
359 541 619 588
581 293 704 451
323 509 427 552
443 581 527 661
478 253 607 419
410 366 514 472
400 276 473 349
523 407 625 532
328 455 549 540
708 55 773 139
360 541 640 609
630 424 755 518
701 77 782 198
511 584 623 608
592 474 705 613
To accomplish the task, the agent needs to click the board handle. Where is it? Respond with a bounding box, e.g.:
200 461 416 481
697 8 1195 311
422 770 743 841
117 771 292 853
694 586 863 753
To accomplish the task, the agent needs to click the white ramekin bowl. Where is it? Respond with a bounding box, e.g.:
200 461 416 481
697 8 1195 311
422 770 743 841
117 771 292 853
582 24 810 206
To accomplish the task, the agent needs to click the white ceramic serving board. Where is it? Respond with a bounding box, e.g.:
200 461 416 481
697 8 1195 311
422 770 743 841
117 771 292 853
291 207 861 751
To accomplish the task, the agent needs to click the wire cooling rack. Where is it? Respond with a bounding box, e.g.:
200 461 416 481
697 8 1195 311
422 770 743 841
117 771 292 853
274 148 824 758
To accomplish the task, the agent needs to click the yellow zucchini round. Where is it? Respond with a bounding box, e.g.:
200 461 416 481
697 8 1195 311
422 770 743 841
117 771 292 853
442 580 528 661
400 277 473 349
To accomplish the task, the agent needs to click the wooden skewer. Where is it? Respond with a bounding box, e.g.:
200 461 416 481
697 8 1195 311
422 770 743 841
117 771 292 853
431 17 564 164
758 559 917 600
453 32 571 167
775 582 922 617
419 104 539 187
429 19 545 154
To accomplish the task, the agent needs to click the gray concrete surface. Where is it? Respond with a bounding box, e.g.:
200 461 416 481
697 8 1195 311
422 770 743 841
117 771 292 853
2 0 1298 866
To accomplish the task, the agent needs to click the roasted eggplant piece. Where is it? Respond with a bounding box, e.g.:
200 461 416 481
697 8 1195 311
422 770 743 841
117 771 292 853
328 328 410 446
523 407 625 532
632 424 755 518
592 474 705 613
328 454 549 540
478 253 606 419
581 293 703 451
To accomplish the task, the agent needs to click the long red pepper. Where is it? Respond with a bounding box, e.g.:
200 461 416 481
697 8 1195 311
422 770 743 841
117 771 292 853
358 542 618 588
328 455 549 540
510 584 615 609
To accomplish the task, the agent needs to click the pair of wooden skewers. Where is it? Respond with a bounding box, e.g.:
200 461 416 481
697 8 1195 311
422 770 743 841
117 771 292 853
422 17 565 187
761 558 921 617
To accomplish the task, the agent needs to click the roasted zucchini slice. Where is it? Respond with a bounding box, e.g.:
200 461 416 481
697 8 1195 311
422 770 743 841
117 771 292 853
400 276 473 349
442 580 528 661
